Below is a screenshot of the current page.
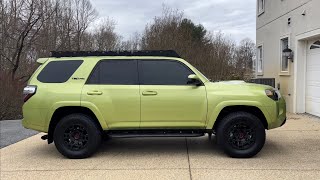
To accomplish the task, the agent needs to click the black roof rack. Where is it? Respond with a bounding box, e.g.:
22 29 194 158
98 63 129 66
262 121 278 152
50 50 181 58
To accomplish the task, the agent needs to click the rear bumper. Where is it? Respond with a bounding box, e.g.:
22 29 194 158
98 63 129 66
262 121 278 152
22 105 47 132
22 118 45 132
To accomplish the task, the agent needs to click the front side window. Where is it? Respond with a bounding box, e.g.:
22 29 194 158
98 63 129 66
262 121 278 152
87 60 138 85
37 60 83 83
281 38 289 72
257 0 265 15
139 60 194 85
257 46 263 74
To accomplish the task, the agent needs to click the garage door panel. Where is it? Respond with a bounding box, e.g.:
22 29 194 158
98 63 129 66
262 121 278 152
306 100 320 117
306 80 320 86
306 40 320 117
306 72 320 81
306 67 320 73
306 86 320 98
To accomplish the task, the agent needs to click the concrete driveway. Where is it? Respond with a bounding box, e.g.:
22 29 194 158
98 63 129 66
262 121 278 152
1 113 320 180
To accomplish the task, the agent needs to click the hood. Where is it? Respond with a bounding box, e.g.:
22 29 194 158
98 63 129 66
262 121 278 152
205 80 273 91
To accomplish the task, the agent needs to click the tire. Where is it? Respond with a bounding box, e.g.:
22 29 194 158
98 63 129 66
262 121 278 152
216 112 266 158
53 113 102 159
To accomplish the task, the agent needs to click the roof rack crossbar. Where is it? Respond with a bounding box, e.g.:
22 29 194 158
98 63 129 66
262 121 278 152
50 50 181 58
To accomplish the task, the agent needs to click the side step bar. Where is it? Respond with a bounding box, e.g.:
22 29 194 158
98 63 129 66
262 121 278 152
106 130 211 138
109 133 205 138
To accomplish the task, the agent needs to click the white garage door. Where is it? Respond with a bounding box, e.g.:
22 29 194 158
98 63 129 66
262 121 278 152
306 40 320 117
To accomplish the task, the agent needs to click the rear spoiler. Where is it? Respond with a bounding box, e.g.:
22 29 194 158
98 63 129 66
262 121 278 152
37 58 49 64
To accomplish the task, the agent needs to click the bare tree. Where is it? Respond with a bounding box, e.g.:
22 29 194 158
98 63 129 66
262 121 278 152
92 18 120 51
231 38 255 80
140 7 245 81
73 0 97 50
0 0 56 80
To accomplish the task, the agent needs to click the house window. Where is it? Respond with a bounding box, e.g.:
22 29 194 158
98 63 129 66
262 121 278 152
257 0 265 15
257 46 263 74
310 40 320 49
281 38 289 72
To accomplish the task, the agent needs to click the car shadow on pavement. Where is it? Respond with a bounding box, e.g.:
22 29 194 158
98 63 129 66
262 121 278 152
31 135 289 160
98 136 221 154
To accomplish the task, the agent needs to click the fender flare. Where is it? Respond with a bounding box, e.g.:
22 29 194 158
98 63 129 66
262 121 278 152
46 101 109 131
206 100 267 129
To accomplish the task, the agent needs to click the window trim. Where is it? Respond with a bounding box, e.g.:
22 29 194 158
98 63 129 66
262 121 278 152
257 0 265 16
279 36 291 76
256 44 264 76
138 59 202 86
86 59 139 85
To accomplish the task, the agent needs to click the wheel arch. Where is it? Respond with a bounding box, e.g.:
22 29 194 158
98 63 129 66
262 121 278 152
211 105 269 131
47 106 105 144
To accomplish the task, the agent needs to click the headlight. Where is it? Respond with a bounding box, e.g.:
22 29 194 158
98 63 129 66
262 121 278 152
265 89 280 101
274 89 282 99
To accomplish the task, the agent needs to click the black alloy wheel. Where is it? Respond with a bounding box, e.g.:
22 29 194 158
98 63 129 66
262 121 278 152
63 124 89 151
216 112 266 158
53 114 102 159
227 121 256 150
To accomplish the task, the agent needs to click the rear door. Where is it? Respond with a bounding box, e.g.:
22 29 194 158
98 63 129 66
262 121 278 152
81 59 140 129
138 60 207 128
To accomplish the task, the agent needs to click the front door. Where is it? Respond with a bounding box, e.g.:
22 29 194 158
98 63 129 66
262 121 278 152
139 60 207 128
81 59 140 129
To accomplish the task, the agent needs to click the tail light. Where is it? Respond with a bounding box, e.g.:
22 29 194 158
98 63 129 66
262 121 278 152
23 85 37 102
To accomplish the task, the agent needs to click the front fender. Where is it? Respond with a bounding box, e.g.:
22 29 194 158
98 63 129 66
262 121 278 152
206 100 270 129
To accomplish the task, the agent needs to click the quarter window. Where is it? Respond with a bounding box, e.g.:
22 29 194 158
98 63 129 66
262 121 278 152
37 60 83 83
281 37 289 72
139 60 194 85
87 60 138 85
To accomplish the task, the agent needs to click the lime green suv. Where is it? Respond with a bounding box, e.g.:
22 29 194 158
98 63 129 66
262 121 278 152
22 51 286 159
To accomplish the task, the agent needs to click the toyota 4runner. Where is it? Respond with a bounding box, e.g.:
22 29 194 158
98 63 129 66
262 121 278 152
22 50 286 159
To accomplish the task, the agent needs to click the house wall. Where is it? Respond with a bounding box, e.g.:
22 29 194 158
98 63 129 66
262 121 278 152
256 0 320 112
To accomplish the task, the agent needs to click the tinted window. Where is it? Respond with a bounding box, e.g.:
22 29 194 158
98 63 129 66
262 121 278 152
139 60 194 85
87 60 138 85
37 60 83 83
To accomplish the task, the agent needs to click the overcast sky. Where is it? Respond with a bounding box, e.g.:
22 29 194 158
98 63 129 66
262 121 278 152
90 0 256 43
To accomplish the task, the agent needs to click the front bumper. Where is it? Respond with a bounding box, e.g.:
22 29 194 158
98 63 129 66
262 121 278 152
267 97 287 129
281 118 287 127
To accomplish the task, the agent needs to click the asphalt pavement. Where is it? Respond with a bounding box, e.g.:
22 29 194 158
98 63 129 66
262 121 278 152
0 120 38 148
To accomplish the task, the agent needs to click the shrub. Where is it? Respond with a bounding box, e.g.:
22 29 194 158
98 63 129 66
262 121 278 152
0 71 24 120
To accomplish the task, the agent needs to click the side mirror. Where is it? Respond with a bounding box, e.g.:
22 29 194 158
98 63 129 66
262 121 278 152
187 74 203 86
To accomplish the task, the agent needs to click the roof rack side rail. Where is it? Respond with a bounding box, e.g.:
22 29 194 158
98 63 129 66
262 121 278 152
50 50 181 58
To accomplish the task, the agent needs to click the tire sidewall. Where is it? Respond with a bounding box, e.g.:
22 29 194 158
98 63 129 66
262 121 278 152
53 114 101 159
217 112 266 158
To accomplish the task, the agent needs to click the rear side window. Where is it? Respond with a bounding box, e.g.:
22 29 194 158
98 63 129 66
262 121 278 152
87 60 138 85
139 60 194 85
37 60 83 83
